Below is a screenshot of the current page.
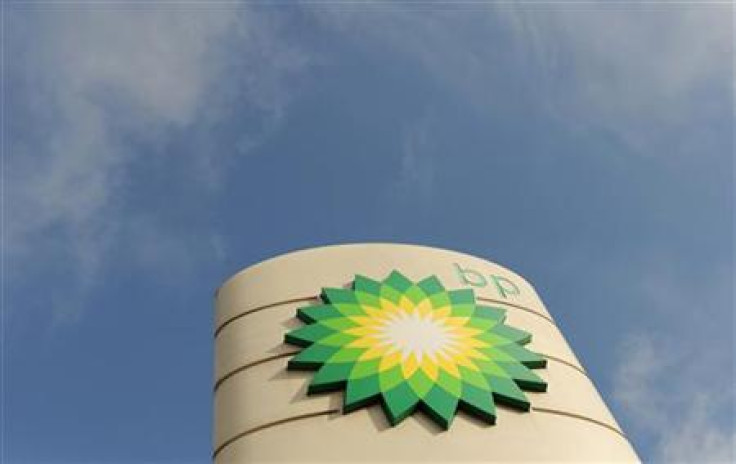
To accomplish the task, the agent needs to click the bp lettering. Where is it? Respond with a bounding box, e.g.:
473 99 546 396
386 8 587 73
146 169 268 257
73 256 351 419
454 263 520 299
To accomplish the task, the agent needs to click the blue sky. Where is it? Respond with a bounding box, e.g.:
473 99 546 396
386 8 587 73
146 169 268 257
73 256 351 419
4 3 734 463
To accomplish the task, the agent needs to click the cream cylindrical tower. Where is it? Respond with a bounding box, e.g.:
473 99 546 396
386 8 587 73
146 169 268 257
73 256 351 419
213 244 639 462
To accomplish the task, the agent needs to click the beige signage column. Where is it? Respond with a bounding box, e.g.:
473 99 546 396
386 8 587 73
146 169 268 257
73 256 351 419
213 243 639 463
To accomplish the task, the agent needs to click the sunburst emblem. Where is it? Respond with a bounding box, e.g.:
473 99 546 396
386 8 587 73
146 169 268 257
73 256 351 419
284 271 547 429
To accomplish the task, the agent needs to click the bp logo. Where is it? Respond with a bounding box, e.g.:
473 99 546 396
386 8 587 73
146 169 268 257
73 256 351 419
284 271 547 429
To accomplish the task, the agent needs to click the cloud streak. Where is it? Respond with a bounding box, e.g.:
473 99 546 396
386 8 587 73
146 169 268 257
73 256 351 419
614 334 735 463
311 4 730 159
612 264 734 463
394 114 436 202
498 4 732 157
7 6 310 320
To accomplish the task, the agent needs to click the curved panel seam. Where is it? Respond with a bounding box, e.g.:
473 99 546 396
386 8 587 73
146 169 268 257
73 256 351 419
215 297 317 337
216 295 554 338
476 297 555 324
213 406 626 460
213 410 339 460
543 354 588 377
213 351 588 395
214 352 298 392
531 407 626 438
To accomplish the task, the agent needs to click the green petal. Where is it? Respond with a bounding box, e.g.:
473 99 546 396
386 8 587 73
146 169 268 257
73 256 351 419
344 374 381 412
488 375 531 411
458 365 490 390
422 385 458 430
498 344 547 368
474 305 506 322
308 362 354 394
474 358 510 378
297 304 344 323
319 318 359 331
451 305 475 317
383 271 413 294
498 362 547 392
328 347 365 363
490 324 532 345
378 365 404 391
448 289 475 305
465 316 496 331
459 383 496 424
352 275 382 294
476 331 515 347
318 331 358 347
287 343 339 370
379 284 402 304
382 382 419 426
333 302 368 316
436 369 462 397
478 346 517 363
284 324 334 347
417 275 445 296
351 358 381 379
429 292 451 309
321 288 359 305
403 285 428 304
354 291 381 309
407 369 434 399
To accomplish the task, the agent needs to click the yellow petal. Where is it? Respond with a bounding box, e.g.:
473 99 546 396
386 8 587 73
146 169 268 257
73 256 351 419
464 337 490 349
416 300 433 317
362 306 387 320
449 326 483 338
380 298 397 311
348 316 374 327
359 344 389 361
345 325 380 337
401 353 420 378
431 305 451 320
398 296 415 313
347 336 381 348
437 353 461 378
464 348 489 361
444 317 470 327
378 350 402 372
420 356 439 381
454 354 480 371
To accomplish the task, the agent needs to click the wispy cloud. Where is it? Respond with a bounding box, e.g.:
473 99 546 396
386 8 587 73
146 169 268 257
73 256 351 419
657 395 736 464
312 4 730 158
614 334 735 463
497 4 731 157
7 6 311 320
612 266 735 463
613 334 668 430
394 114 436 202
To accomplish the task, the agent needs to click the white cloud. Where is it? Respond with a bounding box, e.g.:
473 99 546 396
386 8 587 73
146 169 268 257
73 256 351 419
614 334 735 463
310 8 507 110
494 4 732 157
657 394 736 464
612 264 735 463
613 334 668 430
311 4 730 158
394 114 436 201
7 6 310 319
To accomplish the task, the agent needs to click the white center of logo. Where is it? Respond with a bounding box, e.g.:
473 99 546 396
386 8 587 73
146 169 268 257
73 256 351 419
378 312 457 362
